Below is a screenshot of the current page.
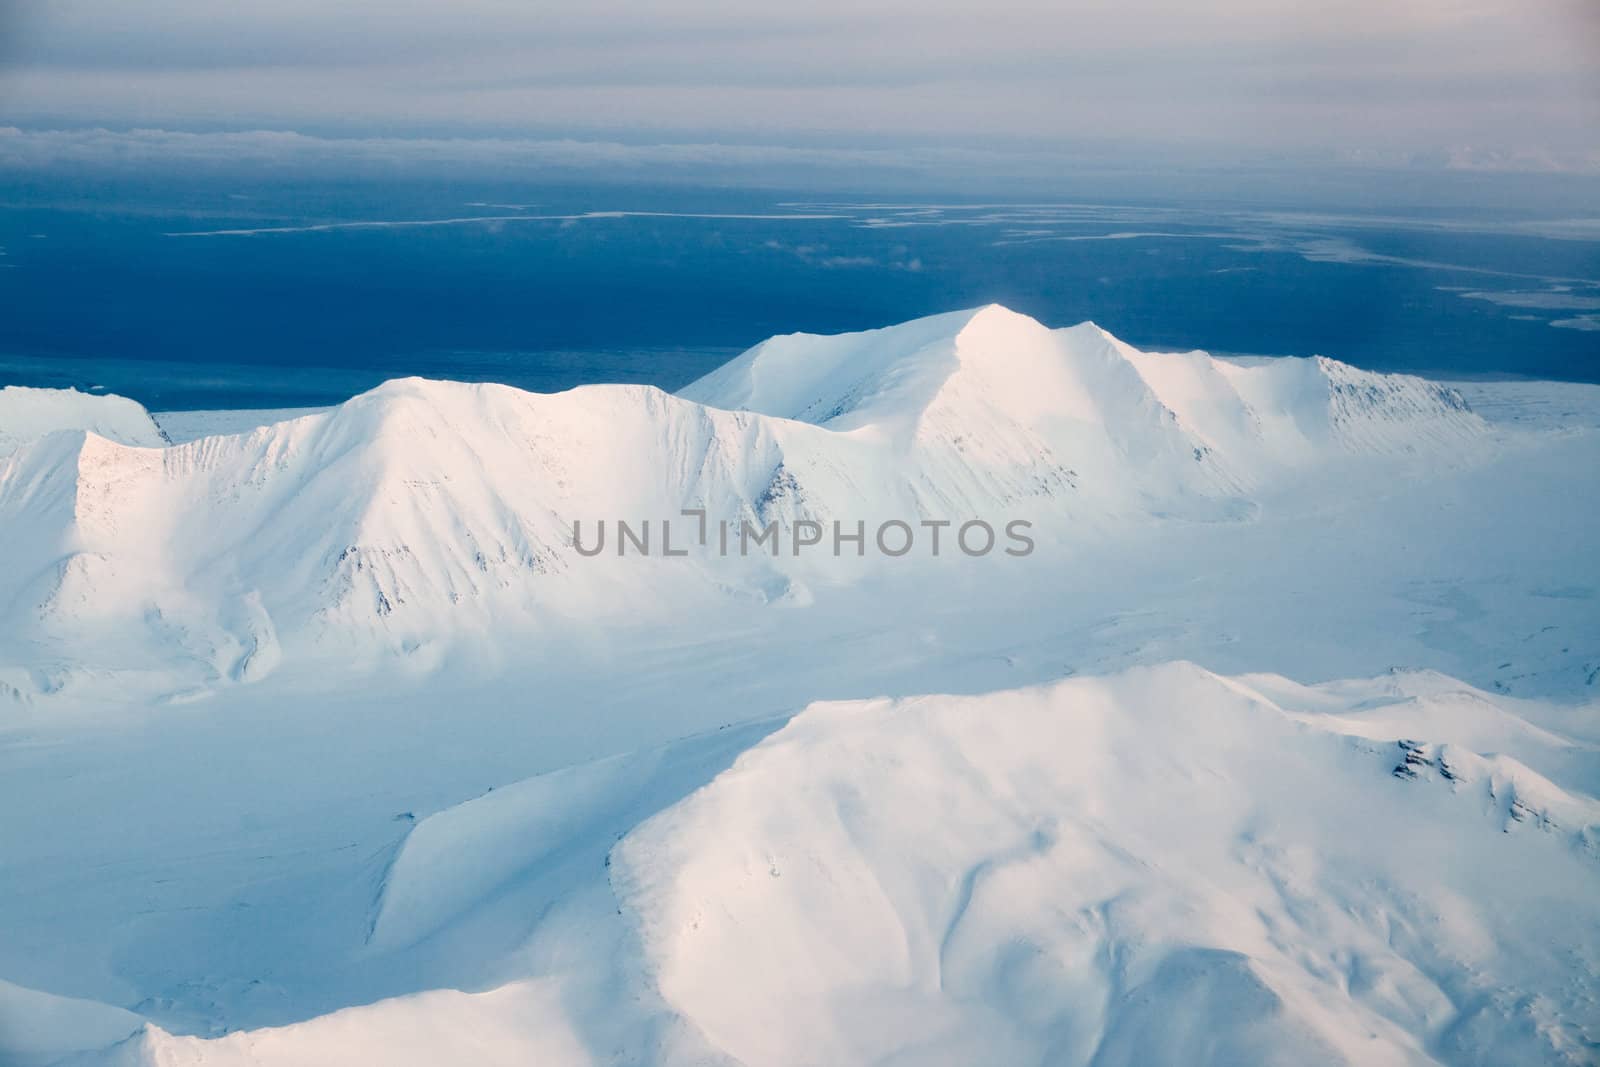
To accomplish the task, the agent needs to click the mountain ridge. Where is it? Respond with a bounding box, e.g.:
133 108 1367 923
0 306 1493 699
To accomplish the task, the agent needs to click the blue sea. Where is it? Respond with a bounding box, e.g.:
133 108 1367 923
1 176 1595 410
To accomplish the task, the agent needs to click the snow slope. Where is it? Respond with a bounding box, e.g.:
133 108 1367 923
0 306 1595 1067
679 305 1485 486
152 407 330 446
0 979 143 1067
0 381 868 692
74 663 1600 1067
614 665 1598 1067
0 386 167 458
0 307 1494 702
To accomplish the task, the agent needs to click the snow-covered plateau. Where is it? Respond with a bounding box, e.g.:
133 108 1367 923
0 306 1595 1066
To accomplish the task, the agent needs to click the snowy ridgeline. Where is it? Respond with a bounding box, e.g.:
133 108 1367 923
151 406 331 445
13 664 1597 1067
1 306 1597 1067
0 305 1496 702
0 385 169 458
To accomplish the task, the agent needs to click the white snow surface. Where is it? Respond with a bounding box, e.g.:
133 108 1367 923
0 306 1497 701
613 665 1600 1067
0 385 167 458
58 667 1600 1067
152 407 329 445
0 306 1596 1066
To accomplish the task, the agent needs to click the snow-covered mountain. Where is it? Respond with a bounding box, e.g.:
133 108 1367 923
1 307 1595 1067
0 307 1490 701
680 305 1483 472
44 664 1600 1067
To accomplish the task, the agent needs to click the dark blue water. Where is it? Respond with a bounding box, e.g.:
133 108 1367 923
1 176 1596 409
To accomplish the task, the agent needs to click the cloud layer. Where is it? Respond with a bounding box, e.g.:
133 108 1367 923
2 0 1597 167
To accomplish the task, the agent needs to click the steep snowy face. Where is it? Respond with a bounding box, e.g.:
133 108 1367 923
674 306 1181 517
0 386 167 458
0 381 849 669
0 309 1494 695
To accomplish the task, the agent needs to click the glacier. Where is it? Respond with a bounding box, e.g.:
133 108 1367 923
0 306 1595 1066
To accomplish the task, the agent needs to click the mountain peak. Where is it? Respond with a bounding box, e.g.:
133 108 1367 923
680 307 1484 459
676 305 1007 434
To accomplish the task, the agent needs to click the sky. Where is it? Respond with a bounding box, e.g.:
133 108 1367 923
1 0 1598 178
